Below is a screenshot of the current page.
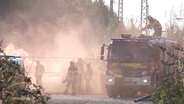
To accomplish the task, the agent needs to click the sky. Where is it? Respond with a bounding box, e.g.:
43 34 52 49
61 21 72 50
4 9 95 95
104 0 184 29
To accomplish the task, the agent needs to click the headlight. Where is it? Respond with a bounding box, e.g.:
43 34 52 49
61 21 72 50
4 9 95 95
108 78 113 82
143 79 148 83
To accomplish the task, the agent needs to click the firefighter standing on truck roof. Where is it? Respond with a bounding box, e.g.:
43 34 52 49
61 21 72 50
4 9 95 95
63 61 78 95
76 58 84 94
35 60 45 88
142 15 162 37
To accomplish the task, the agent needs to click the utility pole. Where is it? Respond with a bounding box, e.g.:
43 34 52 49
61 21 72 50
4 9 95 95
140 0 149 35
110 0 113 14
99 0 103 6
118 0 123 21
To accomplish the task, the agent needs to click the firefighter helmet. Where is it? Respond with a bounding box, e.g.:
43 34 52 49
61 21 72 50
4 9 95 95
146 15 154 21
70 61 74 66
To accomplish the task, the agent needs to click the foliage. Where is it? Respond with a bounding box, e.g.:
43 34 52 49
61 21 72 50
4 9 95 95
0 48 51 104
165 7 184 42
126 18 141 35
152 45 184 104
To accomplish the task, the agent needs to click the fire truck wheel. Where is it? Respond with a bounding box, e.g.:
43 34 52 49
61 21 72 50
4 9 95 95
106 86 118 98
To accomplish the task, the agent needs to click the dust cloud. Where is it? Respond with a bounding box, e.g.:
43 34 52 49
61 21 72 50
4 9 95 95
0 1 106 94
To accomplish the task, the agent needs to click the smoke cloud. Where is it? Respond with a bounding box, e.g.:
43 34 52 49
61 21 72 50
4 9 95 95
0 1 106 94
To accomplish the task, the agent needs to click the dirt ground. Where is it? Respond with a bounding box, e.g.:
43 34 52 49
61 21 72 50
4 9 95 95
47 94 153 104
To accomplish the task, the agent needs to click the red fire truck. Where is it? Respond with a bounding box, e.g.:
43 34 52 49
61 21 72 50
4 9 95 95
100 34 179 98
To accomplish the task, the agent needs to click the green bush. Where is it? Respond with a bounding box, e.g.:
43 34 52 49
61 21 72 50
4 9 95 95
152 45 184 104
0 48 51 104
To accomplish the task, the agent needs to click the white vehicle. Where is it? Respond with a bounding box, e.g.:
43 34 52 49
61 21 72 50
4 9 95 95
0 55 25 73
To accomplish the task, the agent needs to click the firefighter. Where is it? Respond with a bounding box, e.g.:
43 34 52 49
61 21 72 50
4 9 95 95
63 61 78 95
85 63 93 94
35 60 45 87
142 15 162 37
76 58 84 94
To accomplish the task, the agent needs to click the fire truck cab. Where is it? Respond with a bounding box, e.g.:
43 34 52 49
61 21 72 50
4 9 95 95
100 34 179 98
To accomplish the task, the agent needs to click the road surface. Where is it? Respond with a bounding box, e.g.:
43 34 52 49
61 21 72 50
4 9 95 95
47 94 153 104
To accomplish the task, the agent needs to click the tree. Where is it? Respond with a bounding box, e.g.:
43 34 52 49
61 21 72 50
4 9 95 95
0 47 51 104
152 45 184 104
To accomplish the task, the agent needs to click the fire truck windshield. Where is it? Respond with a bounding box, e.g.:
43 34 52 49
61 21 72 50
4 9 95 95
108 45 156 62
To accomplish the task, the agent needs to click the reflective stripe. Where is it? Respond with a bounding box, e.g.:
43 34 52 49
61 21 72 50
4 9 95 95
112 63 142 67
114 74 123 78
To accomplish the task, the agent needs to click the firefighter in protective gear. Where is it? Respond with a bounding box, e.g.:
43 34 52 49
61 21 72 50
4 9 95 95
85 63 93 94
63 61 78 95
142 15 162 37
35 60 45 87
76 58 84 94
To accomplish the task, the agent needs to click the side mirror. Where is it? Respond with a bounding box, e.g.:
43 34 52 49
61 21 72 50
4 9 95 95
100 44 105 60
100 55 104 60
